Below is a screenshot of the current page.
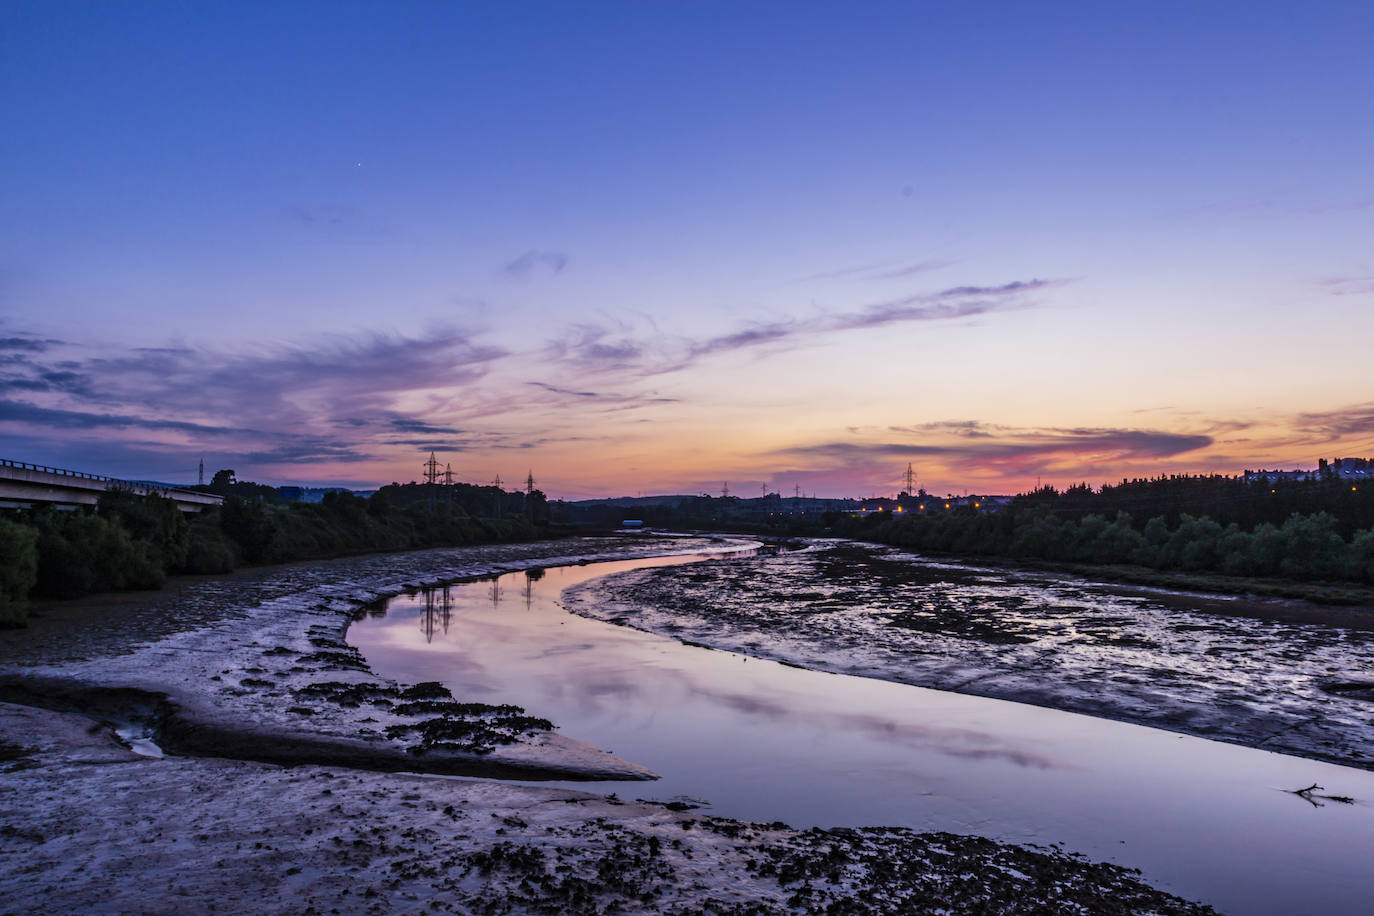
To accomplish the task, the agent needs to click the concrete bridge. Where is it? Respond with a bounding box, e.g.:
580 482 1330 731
0 459 223 513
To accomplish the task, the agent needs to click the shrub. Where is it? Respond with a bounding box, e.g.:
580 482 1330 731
0 518 38 627
30 510 163 598
98 488 189 571
183 513 238 574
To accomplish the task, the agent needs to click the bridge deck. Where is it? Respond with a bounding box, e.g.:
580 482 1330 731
0 459 223 512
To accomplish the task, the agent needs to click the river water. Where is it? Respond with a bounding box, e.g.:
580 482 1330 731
349 550 1374 916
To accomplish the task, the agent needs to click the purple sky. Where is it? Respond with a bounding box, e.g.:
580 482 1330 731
3 2 1373 497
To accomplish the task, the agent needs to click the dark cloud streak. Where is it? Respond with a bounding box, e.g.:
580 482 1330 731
0 399 241 436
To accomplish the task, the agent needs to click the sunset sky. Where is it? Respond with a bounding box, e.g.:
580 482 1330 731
3 2 1373 499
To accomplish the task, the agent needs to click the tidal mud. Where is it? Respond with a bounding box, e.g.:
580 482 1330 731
0 702 1216 915
564 539 1374 769
0 535 734 779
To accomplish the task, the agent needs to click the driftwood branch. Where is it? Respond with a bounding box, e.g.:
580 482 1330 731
1287 783 1355 807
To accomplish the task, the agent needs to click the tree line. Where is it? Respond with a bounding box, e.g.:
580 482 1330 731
817 469 1374 593
828 507 1373 584
0 473 553 627
1007 471 1372 536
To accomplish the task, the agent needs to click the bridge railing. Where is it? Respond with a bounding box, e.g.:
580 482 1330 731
0 458 219 502
1 457 121 483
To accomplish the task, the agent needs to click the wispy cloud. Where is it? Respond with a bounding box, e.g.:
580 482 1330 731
525 380 678 412
788 258 954 284
788 262 889 283
1294 403 1374 437
504 250 568 278
542 324 650 373
869 259 956 280
1321 276 1374 296
549 276 1064 378
529 381 600 398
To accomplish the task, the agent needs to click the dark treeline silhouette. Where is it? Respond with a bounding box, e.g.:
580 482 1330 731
828 507 1374 586
812 471 1374 591
610 467 1374 593
193 468 550 524
1008 471 1372 536
0 472 553 626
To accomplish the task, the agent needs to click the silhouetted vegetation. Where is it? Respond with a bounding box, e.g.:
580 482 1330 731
822 503 1374 593
0 473 556 623
29 504 167 598
680 469 1374 598
1006 471 1373 537
0 517 38 627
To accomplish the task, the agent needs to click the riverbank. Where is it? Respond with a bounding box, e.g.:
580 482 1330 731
968 554 1374 609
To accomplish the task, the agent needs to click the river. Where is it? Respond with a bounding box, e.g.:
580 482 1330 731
348 548 1374 916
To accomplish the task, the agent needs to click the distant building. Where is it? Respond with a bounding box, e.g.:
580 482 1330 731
1241 458 1374 485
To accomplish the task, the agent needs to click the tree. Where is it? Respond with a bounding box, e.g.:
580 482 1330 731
0 518 38 627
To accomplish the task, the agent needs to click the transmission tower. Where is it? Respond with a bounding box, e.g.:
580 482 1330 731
198 458 204 487
905 462 916 495
525 470 535 495
443 463 454 486
492 473 503 518
423 452 440 485
722 481 730 498
794 483 802 501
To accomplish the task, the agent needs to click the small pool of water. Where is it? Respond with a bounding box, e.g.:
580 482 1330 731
349 552 1374 916
113 722 164 758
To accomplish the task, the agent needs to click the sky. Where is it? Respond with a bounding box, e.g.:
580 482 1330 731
2 1 1373 499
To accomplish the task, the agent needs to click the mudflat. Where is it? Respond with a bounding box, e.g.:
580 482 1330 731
0 536 1219 914
565 539 1374 769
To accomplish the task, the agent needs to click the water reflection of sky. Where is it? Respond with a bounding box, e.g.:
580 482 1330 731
350 555 1374 916
564 545 1374 771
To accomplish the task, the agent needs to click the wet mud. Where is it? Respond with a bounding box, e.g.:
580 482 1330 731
0 702 1216 915
565 540 1374 770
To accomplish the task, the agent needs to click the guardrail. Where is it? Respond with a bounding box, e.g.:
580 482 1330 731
0 458 220 502
1 457 120 483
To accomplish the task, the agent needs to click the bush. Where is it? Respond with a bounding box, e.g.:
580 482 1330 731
183 513 238 574
219 497 280 565
98 488 189 571
1347 529 1374 583
30 510 164 598
1279 512 1347 580
0 518 38 627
